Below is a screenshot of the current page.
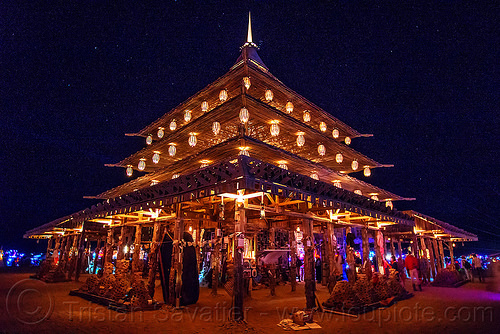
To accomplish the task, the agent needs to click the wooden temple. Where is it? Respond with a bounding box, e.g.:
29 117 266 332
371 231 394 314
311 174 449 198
25 15 476 318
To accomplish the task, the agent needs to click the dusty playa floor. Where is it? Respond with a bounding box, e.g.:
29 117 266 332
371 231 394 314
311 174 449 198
1 272 499 333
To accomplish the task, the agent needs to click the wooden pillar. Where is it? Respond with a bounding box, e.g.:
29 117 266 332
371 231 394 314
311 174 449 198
117 226 126 261
374 230 384 273
419 237 429 277
448 241 455 270
232 207 246 321
289 228 297 292
132 225 143 274
104 227 114 267
75 228 86 282
361 228 370 268
147 221 161 298
326 222 337 293
397 238 403 259
425 238 437 277
411 235 419 259
303 219 316 310
45 237 53 258
438 240 445 269
269 225 276 296
390 238 396 258
62 235 72 271
345 227 356 282
211 227 221 296
431 239 441 270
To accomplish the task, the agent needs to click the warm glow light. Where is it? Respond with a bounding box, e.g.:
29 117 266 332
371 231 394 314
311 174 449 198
188 133 197 147
238 147 250 157
319 122 327 132
332 128 339 139
354 189 362 196
170 120 177 131
318 144 326 156
126 165 133 177
152 151 160 164
146 135 153 145
371 195 379 201
201 101 208 112
296 226 300 232
184 109 192 122
239 107 249 123
296 132 305 147
138 159 146 171
310 172 319 180
345 136 351 145
172 173 180 179
286 101 294 113
200 159 211 168
364 166 371 177
243 77 251 89
303 111 311 122
157 127 164 139
333 180 342 188
168 144 176 157
351 160 359 170
150 180 159 186
265 89 273 101
188 225 193 232
278 161 288 170
212 121 221 135
335 153 343 163
270 121 280 136
386 200 393 209
219 89 228 102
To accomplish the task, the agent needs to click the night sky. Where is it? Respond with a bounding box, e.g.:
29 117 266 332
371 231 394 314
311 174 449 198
1 2 498 254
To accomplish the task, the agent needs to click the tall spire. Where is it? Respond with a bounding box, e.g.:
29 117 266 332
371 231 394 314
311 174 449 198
247 12 253 44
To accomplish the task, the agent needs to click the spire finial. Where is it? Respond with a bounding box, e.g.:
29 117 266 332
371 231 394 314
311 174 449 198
247 12 253 44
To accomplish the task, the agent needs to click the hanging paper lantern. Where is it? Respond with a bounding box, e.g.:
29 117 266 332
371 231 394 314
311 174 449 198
278 163 288 170
265 89 273 102
318 144 326 156
296 132 305 147
319 122 327 132
188 133 197 147
270 121 280 136
303 111 311 122
168 144 176 157
201 101 209 112
354 189 362 196
371 195 379 201
126 165 133 177
335 153 343 163
386 200 393 209
146 135 153 145
184 110 192 122
172 173 180 179
219 89 228 102
285 101 294 113
157 127 164 139
238 147 250 157
243 77 251 89
170 120 177 131
332 128 339 139
345 136 351 145
212 121 221 135
239 107 249 123
150 180 159 186
351 160 359 170
364 166 371 177
310 172 319 180
152 151 160 164
333 180 342 188
138 159 146 171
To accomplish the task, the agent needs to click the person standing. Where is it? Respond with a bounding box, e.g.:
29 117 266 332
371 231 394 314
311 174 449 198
397 256 407 288
461 255 472 280
405 252 421 291
472 254 484 283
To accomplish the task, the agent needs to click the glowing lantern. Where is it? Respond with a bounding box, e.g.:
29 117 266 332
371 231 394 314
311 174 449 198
168 144 176 157
333 180 342 188
243 77 251 89
146 135 153 145
188 133 197 147
239 107 249 123
201 101 208 112
345 136 351 145
335 153 343 163
239 147 250 157
157 127 164 139
310 172 319 180
354 189 362 196
184 110 192 122
150 180 159 186
303 111 311 122
172 173 180 179
219 89 228 102
286 101 294 113
278 161 288 170
332 128 339 139
386 200 393 209
364 166 371 177
212 121 221 135
318 144 326 156
152 151 160 164
265 89 273 102
126 165 133 177
371 195 379 201
319 122 327 132
351 160 359 170
138 159 146 171
270 121 280 136
296 132 305 147
170 120 177 131
200 160 211 168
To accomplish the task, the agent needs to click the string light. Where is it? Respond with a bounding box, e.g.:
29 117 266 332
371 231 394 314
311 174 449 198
351 160 359 170
184 110 192 122
333 180 342 188
146 135 153 145
265 89 273 101
364 166 371 177
296 132 305 147
138 159 146 171
219 89 228 102
168 144 176 157
278 161 288 170
335 153 343 163
286 101 293 113
212 121 221 135
332 128 339 139
319 122 327 132
150 180 159 186
188 133 197 147
200 159 211 168
386 200 393 209
318 144 326 156
201 101 208 112
354 190 362 196
157 127 164 139
126 165 133 177
345 136 351 145
270 121 280 136
152 151 160 164
303 111 311 122
243 77 251 89
172 173 180 179
239 107 249 123
310 172 319 180
238 147 250 157
170 120 177 131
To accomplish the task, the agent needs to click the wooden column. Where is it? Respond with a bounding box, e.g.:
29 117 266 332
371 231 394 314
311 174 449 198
232 207 246 321
289 228 297 292
411 235 419 259
448 241 455 270
431 239 442 270
104 227 114 267
374 230 384 273
425 238 437 277
147 221 162 298
397 238 403 259
419 237 429 278
45 237 53 258
390 238 396 258
345 227 356 282
361 228 370 268
438 240 445 269
303 219 316 310
269 225 276 296
171 205 185 307
326 222 337 293
75 228 86 282
117 226 126 261
211 227 221 296
62 235 72 271
132 225 143 274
